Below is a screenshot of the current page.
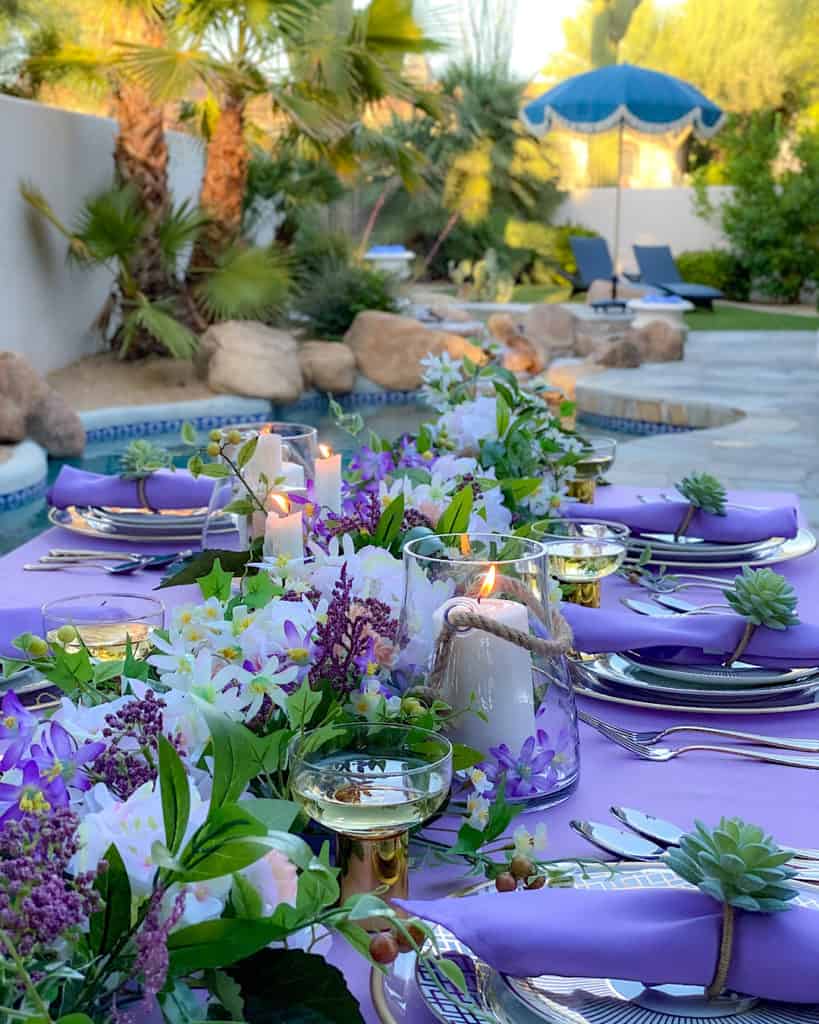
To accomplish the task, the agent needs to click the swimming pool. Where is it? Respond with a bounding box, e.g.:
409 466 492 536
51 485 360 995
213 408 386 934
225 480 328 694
0 398 633 555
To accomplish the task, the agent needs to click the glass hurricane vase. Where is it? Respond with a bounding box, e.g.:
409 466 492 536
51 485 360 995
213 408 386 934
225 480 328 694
401 533 580 809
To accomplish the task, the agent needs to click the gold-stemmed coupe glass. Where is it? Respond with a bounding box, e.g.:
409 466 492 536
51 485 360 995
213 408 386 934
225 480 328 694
534 519 629 609
42 593 165 660
568 437 618 503
289 722 452 915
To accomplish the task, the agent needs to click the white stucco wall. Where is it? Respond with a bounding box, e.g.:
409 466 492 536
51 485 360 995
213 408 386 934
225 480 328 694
556 186 731 275
0 95 203 375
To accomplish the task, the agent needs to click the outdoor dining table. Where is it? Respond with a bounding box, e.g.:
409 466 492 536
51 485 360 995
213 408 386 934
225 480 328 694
2 485 817 1023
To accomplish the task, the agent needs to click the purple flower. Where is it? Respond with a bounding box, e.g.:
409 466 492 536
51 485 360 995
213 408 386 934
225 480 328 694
0 807 102 957
486 730 557 799
30 722 105 792
354 635 380 678
349 446 396 483
133 888 186 999
0 692 37 769
0 760 70 823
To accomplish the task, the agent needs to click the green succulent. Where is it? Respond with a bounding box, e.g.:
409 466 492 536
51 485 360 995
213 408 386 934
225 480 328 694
119 439 174 480
665 817 799 912
726 566 800 630
676 472 727 516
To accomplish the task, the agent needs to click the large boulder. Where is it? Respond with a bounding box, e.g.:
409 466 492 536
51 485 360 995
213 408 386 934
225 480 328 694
299 341 356 394
426 301 474 324
345 311 483 390
0 352 85 455
590 338 643 368
630 320 685 362
523 303 575 363
201 321 303 401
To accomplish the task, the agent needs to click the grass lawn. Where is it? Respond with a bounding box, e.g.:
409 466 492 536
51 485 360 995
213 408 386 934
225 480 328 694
509 284 819 330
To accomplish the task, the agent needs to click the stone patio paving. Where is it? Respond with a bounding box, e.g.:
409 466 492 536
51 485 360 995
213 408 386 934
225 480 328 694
584 330 819 525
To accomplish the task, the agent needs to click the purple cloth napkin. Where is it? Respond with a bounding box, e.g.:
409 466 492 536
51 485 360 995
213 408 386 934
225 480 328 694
399 888 819 1002
562 497 798 544
0 608 46 659
562 602 819 667
49 466 219 511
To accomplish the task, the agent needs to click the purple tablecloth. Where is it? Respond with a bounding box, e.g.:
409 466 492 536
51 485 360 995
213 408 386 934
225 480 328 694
2 485 819 1023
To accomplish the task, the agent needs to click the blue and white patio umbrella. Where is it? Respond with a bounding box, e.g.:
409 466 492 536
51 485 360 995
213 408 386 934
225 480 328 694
521 64 725 269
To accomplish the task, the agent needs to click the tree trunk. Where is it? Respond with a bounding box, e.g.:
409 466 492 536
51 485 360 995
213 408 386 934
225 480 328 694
190 95 248 274
112 80 171 302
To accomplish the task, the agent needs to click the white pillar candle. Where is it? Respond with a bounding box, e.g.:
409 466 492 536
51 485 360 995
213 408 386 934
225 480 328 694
433 590 535 757
281 461 305 489
246 432 282 485
314 445 342 513
263 494 303 562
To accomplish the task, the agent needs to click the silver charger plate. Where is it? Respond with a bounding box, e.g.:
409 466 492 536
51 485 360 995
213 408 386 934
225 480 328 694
91 506 212 526
81 507 233 534
581 654 819 702
631 529 816 570
373 864 819 1024
625 653 819 687
628 536 785 563
49 506 236 542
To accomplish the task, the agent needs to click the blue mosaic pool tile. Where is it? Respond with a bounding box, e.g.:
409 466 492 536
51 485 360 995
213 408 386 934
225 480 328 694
577 411 697 436
0 479 47 511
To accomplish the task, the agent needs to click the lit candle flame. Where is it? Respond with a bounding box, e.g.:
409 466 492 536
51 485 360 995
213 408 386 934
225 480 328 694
269 493 290 515
318 443 333 459
478 565 496 600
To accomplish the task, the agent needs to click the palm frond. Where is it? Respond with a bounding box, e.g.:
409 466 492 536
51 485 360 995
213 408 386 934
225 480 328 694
358 0 447 55
121 296 199 359
19 181 73 238
195 245 291 320
158 200 209 271
73 185 146 264
115 41 225 100
26 44 114 87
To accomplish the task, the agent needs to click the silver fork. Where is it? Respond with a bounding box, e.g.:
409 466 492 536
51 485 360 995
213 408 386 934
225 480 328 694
584 718 819 769
578 708 819 755
620 597 729 617
639 577 731 594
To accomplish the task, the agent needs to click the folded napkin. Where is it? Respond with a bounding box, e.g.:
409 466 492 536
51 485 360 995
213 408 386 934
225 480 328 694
562 497 798 544
563 602 819 668
399 887 819 1002
49 466 220 511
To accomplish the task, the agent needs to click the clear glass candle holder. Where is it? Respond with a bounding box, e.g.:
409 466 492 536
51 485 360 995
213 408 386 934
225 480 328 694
568 437 617 503
42 593 165 661
289 722 452 911
224 420 319 483
401 533 580 809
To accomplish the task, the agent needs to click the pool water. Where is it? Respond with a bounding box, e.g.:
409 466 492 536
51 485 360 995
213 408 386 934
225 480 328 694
0 401 628 556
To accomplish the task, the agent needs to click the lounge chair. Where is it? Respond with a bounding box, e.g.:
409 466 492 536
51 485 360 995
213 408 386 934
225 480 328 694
633 245 723 310
563 238 651 309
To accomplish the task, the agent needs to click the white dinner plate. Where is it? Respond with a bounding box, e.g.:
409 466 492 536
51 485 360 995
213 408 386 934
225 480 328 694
630 528 816 570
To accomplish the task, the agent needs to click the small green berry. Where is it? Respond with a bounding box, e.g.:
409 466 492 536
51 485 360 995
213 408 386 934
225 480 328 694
495 872 517 892
510 855 534 880
27 636 48 657
401 697 426 718
206 442 220 457
55 625 78 644
227 429 242 445
208 429 222 442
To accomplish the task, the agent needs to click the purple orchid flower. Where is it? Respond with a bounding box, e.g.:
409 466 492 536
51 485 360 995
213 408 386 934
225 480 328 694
349 446 395 484
354 635 380 678
487 730 557 799
0 692 37 770
0 760 69 823
30 722 105 792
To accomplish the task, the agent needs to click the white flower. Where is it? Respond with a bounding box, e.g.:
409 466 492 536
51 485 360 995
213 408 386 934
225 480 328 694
512 823 547 855
465 793 490 831
167 876 232 928
241 848 298 916
467 767 492 795
243 662 299 720
432 395 498 454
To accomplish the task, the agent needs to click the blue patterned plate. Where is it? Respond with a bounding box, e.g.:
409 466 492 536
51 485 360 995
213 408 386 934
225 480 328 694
372 864 819 1024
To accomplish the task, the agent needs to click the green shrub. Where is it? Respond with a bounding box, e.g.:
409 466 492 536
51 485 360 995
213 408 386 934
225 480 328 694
291 223 354 280
295 263 398 340
675 249 750 301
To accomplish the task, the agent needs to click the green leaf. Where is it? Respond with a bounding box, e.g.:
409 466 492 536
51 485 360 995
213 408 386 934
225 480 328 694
196 246 291 321
187 454 204 477
206 711 267 810
169 919 289 975
121 297 198 360
496 392 510 438
159 735 191 857
181 421 197 445
452 743 485 772
228 949 365 1024
89 843 131 955
482 780 522 843
286 684 323 730
206 970 245 1021
373 493 405 549
197 558 234 601
434 956 468 995
237 436 259 469
231 872 264 918
242 572 278 609
177 805 270 882
435 485 473 535
197 462 231 479
239 798 300 833
159 980 205 1024
462 355 478 376
160 549 250 589
56 1016 96 1024
416 423 432 454
499 477 542 502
